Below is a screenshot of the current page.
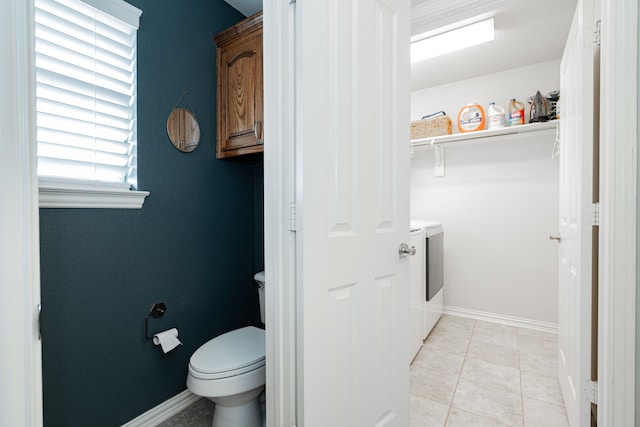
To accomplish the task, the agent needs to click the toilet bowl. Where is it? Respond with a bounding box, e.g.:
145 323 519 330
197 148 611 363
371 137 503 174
186 272 266 427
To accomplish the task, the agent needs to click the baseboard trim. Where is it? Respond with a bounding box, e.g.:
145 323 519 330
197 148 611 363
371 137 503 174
121 389 201 427
443 305 558 334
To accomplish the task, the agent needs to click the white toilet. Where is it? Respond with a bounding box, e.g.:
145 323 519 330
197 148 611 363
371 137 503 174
187 271 266 427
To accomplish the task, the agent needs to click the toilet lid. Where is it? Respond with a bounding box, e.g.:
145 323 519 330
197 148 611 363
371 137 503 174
190 326 265 375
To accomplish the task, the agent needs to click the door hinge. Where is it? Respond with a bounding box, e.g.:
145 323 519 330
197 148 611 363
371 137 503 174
583 380 598 405
586 20 601 47
585 202 599 226
289 202 297 232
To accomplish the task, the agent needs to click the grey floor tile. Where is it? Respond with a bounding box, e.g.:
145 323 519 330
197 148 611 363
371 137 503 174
521 370 564 405
410 364 460 405
156 398 214 427
431 316 475 339
517 328 557 343
475 320 518 334
471 326 519 350
446 408 511 426
451 378 523 426
412 347 465 376
523 396 570 427
459 357 521 394
519 346 558 378
410 394 449 427
438 314 476 331
518 334 558 356
467 339 520 369
423 329 471 354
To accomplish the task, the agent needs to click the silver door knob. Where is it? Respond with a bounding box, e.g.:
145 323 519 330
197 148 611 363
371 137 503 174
399 243 416 259
549 233 562 242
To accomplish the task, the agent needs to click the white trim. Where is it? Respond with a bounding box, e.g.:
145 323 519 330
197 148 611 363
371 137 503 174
120 390 200 427
81 0 142 28
443 305 559 334
0 0 43 425
39 179 149 209
263 1 298 426
599 0 637 425
410 0 504 37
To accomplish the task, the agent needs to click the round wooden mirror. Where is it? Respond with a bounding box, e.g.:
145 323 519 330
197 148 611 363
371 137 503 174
167 108 201 153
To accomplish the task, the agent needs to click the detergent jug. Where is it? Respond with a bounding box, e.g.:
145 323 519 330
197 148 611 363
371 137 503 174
487 102 506 130
508 99 525 126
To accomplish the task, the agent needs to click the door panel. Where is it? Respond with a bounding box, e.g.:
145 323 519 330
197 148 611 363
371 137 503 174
558 0 595 425
327 0 355 235
296 0 410 425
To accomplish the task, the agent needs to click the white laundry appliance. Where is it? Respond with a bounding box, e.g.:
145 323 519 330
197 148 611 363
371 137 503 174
408 220 444 362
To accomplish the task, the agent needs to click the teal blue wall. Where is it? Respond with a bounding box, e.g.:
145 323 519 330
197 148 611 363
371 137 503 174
38 1 264 426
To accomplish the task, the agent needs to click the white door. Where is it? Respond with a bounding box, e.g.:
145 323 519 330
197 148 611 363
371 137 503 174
557 0 597 425
293 0 411 425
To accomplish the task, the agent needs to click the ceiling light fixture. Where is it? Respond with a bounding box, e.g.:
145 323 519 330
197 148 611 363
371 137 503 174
411 17 495 63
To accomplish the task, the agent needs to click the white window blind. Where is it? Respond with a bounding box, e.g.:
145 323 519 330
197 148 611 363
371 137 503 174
35 0 141 188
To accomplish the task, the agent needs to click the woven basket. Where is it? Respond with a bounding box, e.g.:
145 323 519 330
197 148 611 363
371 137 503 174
410 115 452 139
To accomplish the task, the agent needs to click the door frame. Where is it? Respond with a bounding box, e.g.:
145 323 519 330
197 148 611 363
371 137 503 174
598 0 637 425
0 0 43 426
263 1 298 426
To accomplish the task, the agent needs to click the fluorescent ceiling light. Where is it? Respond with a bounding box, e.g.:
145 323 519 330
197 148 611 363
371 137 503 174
411 17 495 63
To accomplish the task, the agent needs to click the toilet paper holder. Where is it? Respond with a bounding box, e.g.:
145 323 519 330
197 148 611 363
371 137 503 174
145 302 177 340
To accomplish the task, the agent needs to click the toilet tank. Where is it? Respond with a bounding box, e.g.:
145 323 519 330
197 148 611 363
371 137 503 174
254 271 265 324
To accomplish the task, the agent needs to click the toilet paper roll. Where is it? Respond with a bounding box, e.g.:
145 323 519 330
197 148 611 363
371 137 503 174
153 328 182 353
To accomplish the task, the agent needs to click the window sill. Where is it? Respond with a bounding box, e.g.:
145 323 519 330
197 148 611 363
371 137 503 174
39 179 150 209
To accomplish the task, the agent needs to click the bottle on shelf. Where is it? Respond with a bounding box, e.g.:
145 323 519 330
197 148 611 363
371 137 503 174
487 102 506 130
457 103 485 133
508 98 525 126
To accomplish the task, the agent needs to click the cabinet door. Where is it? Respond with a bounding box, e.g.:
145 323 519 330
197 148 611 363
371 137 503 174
217 30 263 158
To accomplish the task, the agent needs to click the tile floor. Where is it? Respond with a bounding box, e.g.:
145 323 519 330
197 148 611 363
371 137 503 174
410 314 568 427
157 398 214 427
160 315 568 427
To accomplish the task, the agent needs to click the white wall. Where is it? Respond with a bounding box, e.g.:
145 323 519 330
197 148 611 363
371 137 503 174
411 59 561 124
411 60 560 324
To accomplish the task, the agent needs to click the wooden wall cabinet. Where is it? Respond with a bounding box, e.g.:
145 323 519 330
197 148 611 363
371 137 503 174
213 11 263 159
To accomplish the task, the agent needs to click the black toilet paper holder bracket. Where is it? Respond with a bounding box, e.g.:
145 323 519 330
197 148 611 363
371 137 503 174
145 302 177 340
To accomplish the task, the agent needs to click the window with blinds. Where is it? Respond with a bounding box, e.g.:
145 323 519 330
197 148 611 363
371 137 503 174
35 0 141 188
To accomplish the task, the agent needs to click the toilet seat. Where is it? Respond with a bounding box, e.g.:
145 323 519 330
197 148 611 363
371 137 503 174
189 358 265 380
189 326 265 380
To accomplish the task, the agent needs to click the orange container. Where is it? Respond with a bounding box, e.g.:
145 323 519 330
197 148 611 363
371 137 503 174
457 103 485 133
